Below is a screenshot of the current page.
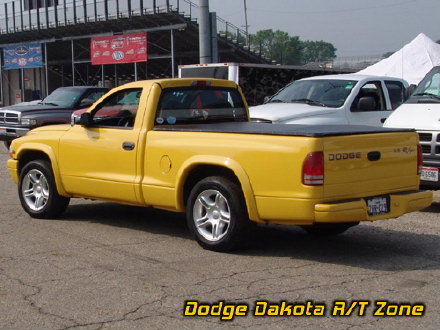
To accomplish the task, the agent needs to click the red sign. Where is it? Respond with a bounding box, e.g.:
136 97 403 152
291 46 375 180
91 32 148 65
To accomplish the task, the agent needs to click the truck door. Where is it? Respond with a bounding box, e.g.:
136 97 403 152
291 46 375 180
58 88 145 204
346 81 390 126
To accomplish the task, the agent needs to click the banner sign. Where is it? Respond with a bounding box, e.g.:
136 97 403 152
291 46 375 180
91 32 148 65
3 43 44 70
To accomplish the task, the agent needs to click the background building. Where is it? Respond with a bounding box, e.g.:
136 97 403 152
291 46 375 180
0 0 344 106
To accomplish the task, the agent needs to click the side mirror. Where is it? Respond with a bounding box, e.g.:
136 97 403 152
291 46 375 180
352 96 377 112
79 112 93 126
406 84 417 98
263 96 272 104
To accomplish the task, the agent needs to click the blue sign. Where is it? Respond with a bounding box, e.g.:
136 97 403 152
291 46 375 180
3 43 43 70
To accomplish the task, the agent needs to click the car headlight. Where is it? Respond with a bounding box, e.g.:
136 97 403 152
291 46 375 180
21 118 37 125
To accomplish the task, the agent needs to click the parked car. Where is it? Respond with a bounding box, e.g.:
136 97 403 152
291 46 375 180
384 65 440 189
0 86 109 148
249 74 409 126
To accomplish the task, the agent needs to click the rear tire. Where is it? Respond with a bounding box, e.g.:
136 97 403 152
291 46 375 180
186 176 250 252
18 160 70 219
301 222 359 236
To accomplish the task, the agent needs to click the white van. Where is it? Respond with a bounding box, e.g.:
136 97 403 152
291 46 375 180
384 66 440 189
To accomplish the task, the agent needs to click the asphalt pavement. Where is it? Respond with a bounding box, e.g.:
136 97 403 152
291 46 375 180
0 148 439 330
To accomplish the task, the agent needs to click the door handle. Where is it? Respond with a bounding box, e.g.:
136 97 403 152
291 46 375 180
122 141 135 150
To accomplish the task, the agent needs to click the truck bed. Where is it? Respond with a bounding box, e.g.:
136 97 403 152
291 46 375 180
154 122 413 137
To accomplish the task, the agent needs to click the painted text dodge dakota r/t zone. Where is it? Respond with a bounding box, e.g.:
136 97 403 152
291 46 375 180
7 78 432 251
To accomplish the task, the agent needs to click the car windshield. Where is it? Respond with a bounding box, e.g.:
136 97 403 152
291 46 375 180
412 66 440 99
40 88 84 107
155 87 247 125
268 79 358 108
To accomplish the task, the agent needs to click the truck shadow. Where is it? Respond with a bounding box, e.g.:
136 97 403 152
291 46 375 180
419 201 440 213
62 202 440 272
244 224 440 271
64 202 189 239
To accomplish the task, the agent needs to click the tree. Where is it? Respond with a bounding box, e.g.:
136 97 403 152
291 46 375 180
250 29 304 65
249 29 336 65
301 40 337 63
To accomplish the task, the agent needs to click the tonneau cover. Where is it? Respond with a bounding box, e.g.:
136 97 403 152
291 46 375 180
154 122 413 137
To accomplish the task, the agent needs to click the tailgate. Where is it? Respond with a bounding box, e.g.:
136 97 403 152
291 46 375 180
323 132 419 200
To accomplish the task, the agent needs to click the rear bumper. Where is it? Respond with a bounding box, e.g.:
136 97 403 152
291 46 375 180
314 190 433 223
255 190 433 225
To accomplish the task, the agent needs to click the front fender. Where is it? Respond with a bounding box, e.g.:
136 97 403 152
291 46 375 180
15 143 69 197
175 155 261 222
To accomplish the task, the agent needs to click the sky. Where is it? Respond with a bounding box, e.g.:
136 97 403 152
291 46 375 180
207 0 440 59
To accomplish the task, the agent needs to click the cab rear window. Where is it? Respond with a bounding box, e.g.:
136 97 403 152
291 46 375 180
155 87 247 125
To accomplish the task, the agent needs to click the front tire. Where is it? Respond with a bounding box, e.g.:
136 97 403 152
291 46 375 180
18 160 70 219
186 176 249 252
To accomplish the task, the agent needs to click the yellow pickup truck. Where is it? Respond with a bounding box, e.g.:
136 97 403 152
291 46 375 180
7 78 432 251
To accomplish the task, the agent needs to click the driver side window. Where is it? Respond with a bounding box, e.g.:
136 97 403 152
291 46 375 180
91 88 142 128
351 82 385 112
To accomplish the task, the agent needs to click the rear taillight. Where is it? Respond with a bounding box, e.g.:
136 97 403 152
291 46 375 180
303 151 324 185
417 144 423 175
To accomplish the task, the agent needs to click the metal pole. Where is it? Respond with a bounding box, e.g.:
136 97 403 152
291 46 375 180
104 0 108 20
21 69 24 101
29 3 32 29
244 0 249 46
64 0 67 25
36 5 40 29
101 65 104 86
12 2 16 32
71 40 75 86
45 0 49 28
198 0 211 64
73 0 77 23
83 0 87 22
170 29 175 77
134 63 138 81
54 0 58 27
44 43 48 96
20 0 23 31
210 12 218 62
94 0 97 22
63 0 67 26
4 4 8 32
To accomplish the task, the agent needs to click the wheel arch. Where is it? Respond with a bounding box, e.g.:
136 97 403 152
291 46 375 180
16 144 69 197
175 156 261 222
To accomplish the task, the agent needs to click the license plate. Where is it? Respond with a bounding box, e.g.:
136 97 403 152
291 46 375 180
421 167 439 182
366 195 390 216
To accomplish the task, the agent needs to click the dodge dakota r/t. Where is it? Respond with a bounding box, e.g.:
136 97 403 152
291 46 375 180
7 78 432 251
